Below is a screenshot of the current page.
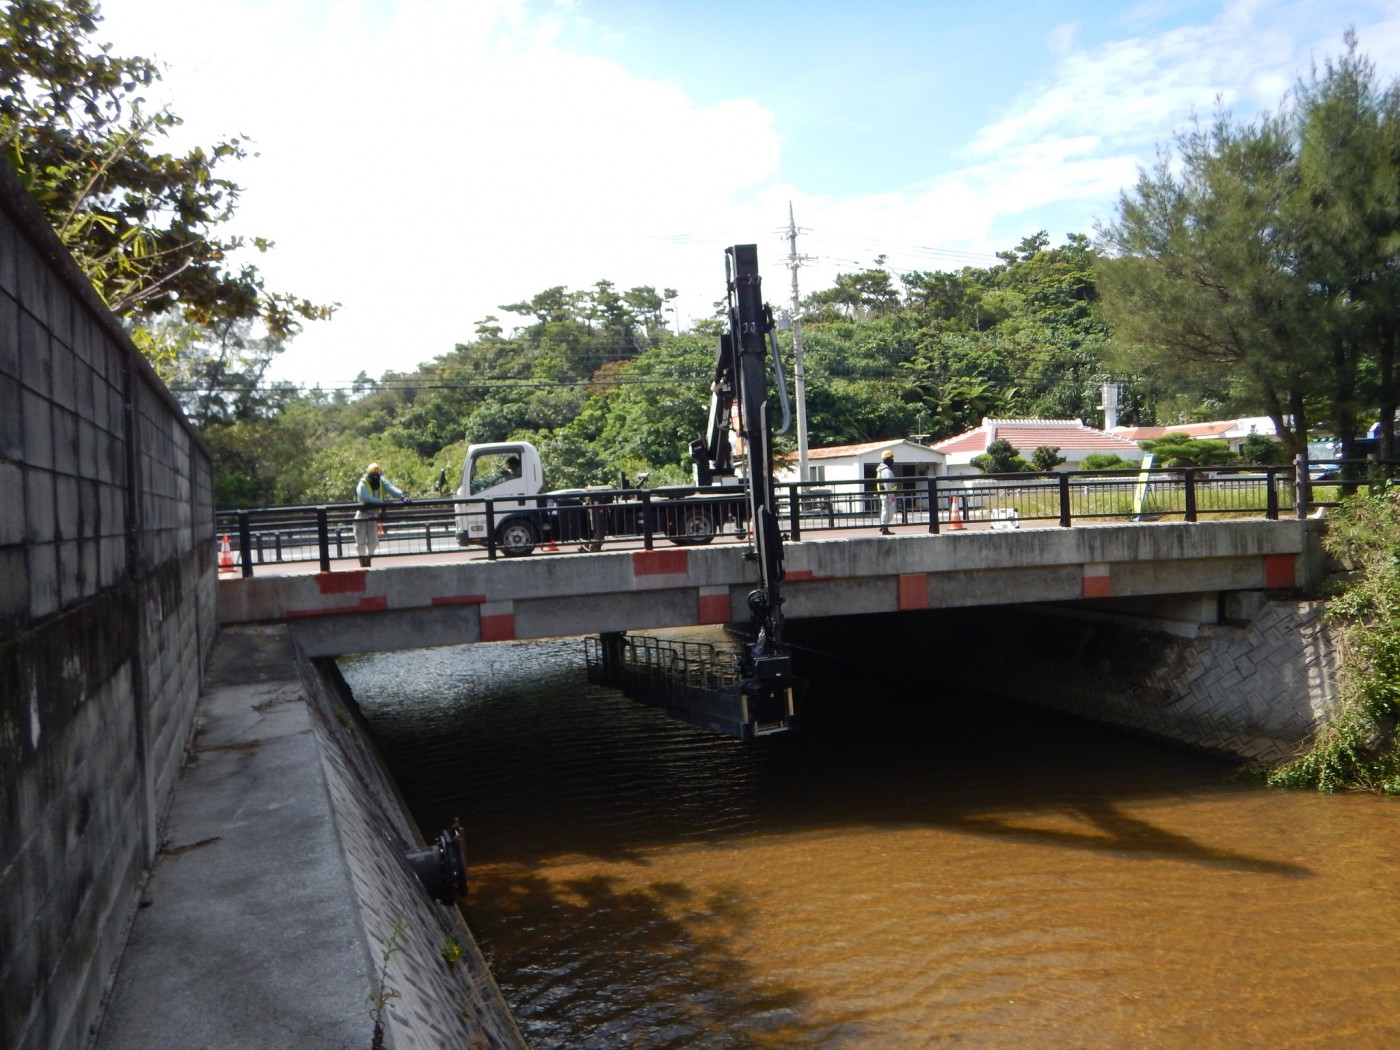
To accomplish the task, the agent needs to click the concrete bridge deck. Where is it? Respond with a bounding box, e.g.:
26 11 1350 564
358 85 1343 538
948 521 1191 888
219 519 1327 658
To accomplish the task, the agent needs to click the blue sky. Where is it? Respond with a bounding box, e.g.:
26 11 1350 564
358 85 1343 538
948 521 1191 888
98 0 1400 387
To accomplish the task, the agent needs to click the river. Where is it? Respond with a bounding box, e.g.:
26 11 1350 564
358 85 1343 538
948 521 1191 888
343 629 1400 1049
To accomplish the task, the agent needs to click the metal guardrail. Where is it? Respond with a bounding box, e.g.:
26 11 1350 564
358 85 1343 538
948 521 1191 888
212 459 1397 577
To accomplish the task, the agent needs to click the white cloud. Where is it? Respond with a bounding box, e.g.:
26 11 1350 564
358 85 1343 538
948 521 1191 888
93 0 1400 386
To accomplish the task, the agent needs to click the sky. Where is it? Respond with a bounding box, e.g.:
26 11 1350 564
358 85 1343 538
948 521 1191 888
95 0 1400 389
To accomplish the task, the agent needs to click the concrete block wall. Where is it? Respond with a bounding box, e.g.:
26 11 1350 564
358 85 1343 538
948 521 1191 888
914 597 1341 762
0 167 216 1050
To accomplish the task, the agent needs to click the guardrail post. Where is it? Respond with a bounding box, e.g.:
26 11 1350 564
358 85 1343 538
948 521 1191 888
927 476 939 534
485 500 497 560
641 492 654 550
316 507 331 572
237 511 253 577
1183 468 1198 523
1293 454 1309 519
787 483 801 541
1266 467 1280 520
1058 473 1072 528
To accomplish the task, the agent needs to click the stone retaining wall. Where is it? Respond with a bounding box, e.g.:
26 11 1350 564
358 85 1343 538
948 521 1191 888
0 166 216 1049
928 596 1341 762
297 646 528 1048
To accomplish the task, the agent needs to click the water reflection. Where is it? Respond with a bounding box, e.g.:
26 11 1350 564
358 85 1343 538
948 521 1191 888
344 634 1400 1049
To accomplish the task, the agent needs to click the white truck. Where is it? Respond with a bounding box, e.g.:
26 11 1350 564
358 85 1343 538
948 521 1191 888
453 441 748 556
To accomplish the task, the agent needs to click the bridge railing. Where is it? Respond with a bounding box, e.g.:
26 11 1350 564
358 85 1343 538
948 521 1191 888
212 460 1396 576
775 464 1300 538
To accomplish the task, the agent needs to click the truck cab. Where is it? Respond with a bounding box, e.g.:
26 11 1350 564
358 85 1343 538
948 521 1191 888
454 442 544 553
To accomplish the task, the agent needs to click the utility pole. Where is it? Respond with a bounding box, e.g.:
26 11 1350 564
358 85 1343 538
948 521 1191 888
785 202 812 481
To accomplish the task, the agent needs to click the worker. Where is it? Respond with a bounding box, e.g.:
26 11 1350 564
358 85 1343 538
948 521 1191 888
877 449 897 535
354 463 409 567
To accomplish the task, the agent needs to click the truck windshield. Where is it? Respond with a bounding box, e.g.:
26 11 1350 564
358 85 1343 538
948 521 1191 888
470 453 522 494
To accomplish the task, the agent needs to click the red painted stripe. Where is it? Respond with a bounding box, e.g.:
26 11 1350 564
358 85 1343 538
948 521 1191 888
633 549 689 576
481 613 516 642
1082 575 1112 599
1263 553 1295 589
431 594 487 606
698 592 730 624
785 569 833 581
898 573 928 610
284 594 388 618
316 571 367 594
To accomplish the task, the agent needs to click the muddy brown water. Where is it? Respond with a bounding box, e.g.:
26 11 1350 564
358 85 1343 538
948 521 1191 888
343 631 1400 1049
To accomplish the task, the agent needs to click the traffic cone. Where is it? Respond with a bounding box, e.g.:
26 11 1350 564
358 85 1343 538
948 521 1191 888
218 535 235 572
949 495 965 531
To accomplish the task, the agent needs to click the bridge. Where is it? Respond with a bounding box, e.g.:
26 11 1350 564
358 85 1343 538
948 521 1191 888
220 517 1326 658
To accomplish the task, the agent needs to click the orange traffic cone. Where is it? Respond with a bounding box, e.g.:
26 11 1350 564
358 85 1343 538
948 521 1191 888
948 495 965 531
218 535 235 572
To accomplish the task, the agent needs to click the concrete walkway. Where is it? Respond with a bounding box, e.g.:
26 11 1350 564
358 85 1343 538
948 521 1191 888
95 627 371 1049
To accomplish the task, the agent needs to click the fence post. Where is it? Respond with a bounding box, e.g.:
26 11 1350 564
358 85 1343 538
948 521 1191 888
316 507 331 573
1266 468 1280 520
1293 453 1309 519
237 511 254 577
1183 468 1198 523
1058 473 1072 528
485 500 497 561
788 483 801 541
927 475 939 534
641 492 654 550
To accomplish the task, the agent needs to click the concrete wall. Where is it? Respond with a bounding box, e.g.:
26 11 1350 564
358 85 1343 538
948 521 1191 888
790 593 1340 763
0 168 215 1049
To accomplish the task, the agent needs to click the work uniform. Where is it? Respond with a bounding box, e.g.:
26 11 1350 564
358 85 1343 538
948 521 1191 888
877 456 897 533
354 472 406 563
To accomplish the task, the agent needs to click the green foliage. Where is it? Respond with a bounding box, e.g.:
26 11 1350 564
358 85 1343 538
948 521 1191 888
1031 445 1067 471
1240 432 1288 465
1268 490 1400 792
1139 433 1235 467
1081 453 1137 470
1098 33 1400 460
0 0 334 351
972 438 1034 474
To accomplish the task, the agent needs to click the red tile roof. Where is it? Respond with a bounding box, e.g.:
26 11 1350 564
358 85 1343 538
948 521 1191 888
1113 422 1235 442
807 440 903 460
932 419 1142 455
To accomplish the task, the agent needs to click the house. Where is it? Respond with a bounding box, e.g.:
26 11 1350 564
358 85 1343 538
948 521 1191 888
931 418 1146 476
775 438 946 487
1112 416 1281 455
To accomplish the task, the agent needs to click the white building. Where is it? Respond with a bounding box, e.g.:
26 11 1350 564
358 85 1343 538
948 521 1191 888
775 438 946 487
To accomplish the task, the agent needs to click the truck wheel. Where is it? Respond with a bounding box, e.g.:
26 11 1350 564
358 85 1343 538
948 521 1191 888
495 519 537 556
670 508 715 546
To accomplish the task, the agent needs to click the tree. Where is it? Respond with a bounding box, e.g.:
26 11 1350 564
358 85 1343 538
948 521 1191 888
1031 445 1066 471
1139 433 1235 467
972 438 1033 473
0 0 333 368
1098 33 1400 460
1240 432 1288 465
1081 453 1137 470
1097 108 1317 455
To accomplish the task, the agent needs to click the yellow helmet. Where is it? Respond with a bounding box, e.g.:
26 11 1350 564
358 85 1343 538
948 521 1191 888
366 463 382 474
881 450 894 459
